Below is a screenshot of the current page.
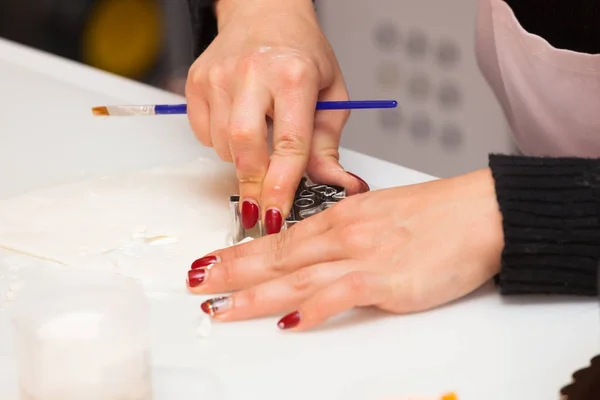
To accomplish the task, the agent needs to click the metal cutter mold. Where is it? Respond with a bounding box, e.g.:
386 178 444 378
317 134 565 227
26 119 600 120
230 177 346 244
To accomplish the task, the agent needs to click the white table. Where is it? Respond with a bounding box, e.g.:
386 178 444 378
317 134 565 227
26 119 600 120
0 37 598 400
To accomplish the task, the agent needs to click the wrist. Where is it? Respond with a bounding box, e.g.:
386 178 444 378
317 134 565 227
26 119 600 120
457 168 504 276
215 0 315 29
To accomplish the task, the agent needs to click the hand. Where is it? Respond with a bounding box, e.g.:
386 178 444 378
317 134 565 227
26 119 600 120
185 0 364 235
186 169 505 330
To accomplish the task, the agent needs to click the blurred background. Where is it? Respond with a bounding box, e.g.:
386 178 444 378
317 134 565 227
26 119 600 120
0 0 515 177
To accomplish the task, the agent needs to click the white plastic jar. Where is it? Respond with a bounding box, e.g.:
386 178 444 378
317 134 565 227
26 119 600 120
11 268 152 400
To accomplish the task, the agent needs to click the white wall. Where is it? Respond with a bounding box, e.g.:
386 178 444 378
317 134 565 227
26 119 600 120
317 0 515 178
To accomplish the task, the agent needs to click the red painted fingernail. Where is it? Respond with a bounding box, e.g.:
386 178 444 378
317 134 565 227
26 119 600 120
265 208 283 235
187 269 206 287
241 200 259 229
191 255 219 270
277 311 301 330
200 296 231 316
347 172 370 193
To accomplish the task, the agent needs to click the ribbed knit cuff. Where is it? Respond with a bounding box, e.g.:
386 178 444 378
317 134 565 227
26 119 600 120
489 154 600 296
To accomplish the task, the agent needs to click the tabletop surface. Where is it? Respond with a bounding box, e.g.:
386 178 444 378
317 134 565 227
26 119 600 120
0 38 598 400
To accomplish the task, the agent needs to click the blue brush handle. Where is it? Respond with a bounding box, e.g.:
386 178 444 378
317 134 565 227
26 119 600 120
316 100 397 110
154 100 397 115
155 104 188 114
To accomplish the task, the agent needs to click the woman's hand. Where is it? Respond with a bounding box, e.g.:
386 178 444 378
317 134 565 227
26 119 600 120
187 169 505 330
186 0 363 235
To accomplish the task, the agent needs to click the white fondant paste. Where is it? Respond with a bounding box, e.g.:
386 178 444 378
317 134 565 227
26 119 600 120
0 158 238 294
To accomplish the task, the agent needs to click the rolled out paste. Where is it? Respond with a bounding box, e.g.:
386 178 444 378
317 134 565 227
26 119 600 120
0 158 238 293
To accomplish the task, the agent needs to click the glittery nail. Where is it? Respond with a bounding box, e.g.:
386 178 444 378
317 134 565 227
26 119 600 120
200 296 231 316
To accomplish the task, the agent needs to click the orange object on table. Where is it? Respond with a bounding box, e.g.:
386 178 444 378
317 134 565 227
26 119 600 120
441 393 458 400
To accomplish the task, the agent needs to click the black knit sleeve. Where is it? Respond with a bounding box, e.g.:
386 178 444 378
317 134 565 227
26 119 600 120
489 154 600 296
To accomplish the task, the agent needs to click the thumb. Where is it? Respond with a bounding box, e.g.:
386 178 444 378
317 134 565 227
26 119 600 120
305 75 370 195
307 150 370 195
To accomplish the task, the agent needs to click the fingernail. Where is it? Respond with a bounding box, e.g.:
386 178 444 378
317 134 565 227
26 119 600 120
277 311 301 330
201 296 231 316
347 172 370 193
241 200 259 229
264 208 283 235
191 255 219 270
187 269 206 287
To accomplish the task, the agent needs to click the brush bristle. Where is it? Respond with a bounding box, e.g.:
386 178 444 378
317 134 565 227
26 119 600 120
92 106 109 116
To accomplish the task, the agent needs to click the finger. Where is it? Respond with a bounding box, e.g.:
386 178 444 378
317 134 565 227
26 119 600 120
228 80 271 230
185 71 212 147
191 100 213 147
192 205 334 265
261 74 319 235
188 230 344 294
208 75 233 162
198 260 354 321
277 270 392 331
306 71 368 195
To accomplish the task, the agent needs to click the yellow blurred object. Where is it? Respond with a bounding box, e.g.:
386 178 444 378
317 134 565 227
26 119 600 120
82 0 162 79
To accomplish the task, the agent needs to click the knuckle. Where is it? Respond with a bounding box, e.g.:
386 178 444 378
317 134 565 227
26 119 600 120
313 147 341 163
229 125 256 144
187 63 209 93
272 231 289 252
288 268 313 292
241 287 260 309
239 55 262 75
220 262 237 286
188 65 203 86
275 134 306 157
340 223 366 250
268 235 289 273
344 272 367 296
236 170 264 185
230 242 248 259
280 58 316 87
207 64 227 89
393 225 412 244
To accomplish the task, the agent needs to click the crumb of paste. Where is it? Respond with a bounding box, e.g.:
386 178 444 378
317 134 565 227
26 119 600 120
197 314 212 339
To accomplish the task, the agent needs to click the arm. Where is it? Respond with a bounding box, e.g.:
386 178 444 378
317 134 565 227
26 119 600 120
489 155 600 296
188 0 600 59
478 0 600 296
186 0 316 59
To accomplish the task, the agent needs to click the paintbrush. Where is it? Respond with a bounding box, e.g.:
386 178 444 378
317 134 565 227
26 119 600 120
91 100 398 116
